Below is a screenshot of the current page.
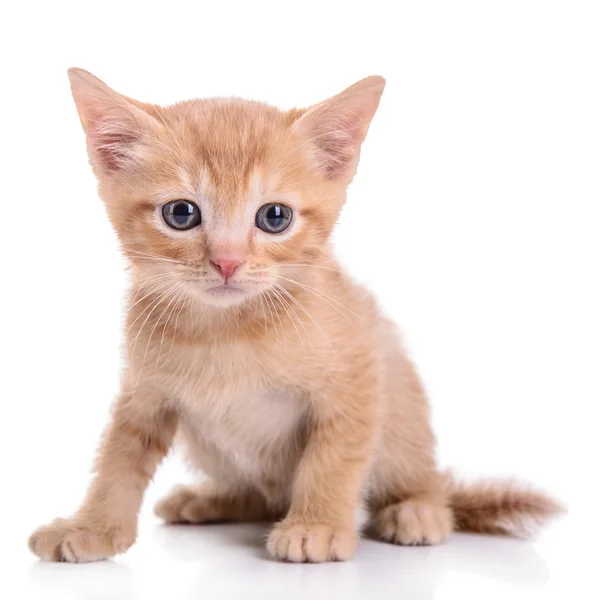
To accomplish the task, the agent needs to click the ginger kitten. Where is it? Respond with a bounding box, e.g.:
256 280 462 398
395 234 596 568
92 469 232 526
29 69 563 563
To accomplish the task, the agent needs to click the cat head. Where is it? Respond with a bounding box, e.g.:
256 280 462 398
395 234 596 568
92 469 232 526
68 68 385 308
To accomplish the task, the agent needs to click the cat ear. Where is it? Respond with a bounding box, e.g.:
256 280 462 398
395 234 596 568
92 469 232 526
293 76 386 179
67 68 160 173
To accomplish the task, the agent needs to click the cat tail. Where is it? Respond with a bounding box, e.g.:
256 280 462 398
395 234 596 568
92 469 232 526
444 472 566 537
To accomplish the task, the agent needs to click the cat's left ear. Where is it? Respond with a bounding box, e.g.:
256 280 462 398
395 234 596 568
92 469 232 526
68 68 161 173
293 76 386 180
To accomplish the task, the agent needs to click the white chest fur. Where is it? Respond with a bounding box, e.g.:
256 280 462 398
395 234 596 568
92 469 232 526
163 341 309 492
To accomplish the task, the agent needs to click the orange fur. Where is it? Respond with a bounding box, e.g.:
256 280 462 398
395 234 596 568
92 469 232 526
446 475 565 538
28 69 564 564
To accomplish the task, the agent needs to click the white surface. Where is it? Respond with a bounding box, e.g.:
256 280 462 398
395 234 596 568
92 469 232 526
1 1 599 598
6 521 590 600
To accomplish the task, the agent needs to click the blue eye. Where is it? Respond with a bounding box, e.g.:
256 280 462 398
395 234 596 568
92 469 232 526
255 203 293 234
162 200 201 230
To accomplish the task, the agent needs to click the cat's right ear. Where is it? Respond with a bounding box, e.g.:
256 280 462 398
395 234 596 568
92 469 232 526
67 68 160 173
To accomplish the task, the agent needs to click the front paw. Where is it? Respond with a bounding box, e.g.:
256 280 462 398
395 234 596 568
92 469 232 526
28 518 134 563
267 520 357 563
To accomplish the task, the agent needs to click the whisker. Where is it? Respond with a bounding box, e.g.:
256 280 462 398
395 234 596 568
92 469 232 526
130 271 176 293
128 282 183 399
131 272 175 286
262 290 280 346
265 293 287 350
127 282 181 346
154 287 188 376
132 283 184 353
244 263 347 278
128 276 177 311
161 290 191 368
257 293 270 341
265 289 287 351
122 246 187 261
278 275 371 325
135 284 185 387
274 282 331 349
129 257 185 267
269 286 308 354
277 263 346 274
124 249 187 266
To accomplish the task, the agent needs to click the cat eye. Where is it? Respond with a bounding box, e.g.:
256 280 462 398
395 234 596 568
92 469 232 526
162 200 201 230
255 203 293 234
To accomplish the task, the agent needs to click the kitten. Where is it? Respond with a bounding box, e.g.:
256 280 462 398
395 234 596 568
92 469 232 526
29 69 563 563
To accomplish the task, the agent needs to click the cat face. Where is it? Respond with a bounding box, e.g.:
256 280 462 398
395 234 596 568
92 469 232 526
68 69 385 307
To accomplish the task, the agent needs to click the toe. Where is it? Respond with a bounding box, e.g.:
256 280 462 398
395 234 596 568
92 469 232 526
154 485 196 522
29 519 133 562
267 522 357 563
375 500 453 546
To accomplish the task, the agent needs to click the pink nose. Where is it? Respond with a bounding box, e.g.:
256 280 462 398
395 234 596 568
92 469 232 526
211 258 243 281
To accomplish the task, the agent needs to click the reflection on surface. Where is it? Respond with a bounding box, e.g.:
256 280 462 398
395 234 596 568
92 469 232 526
155 524 549 599
28 560 134 600
27 524 549 600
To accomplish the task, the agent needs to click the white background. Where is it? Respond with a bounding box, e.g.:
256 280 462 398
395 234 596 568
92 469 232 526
1 1 598 598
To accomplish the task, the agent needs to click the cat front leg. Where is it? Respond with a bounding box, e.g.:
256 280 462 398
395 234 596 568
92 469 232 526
28 385 177 562
266 373 377 563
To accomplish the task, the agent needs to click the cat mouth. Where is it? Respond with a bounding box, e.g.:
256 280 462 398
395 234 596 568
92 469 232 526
206 284 246 296
186 277 271 303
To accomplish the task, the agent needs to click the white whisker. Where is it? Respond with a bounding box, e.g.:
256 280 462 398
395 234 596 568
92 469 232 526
154 287 188 376
165 289 191 365
135 283 185 375
278 274 371 325
265 290 287 351
127 282 181 349
269 286 308 354
274 282 331 349
128 276 177 312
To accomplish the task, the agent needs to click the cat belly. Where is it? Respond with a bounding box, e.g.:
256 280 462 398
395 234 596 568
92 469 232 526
176 385 309 503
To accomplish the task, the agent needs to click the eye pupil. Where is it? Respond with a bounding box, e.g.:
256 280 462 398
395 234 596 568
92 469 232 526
172 202 192 224
162 200 201 230
267 205 283 226
256 203 293 233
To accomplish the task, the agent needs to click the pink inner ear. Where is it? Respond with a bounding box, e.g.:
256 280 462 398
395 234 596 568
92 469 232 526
296 76 385 179
302 102 375 179
310 111 359 178
86 111 141 172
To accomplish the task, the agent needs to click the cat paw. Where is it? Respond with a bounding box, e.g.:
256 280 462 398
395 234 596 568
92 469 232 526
266 521 357 563
154 485 216 523
375 499 453 545
28 518 134 563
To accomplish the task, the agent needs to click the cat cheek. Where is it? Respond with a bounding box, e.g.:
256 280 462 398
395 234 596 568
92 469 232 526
260 235 309 265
